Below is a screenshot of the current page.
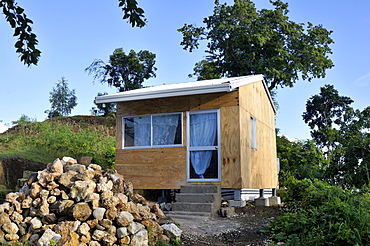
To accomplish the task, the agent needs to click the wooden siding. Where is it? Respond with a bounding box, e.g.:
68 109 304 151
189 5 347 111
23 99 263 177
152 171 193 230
116 147 187 189
239 81 278 189
220 105 242 188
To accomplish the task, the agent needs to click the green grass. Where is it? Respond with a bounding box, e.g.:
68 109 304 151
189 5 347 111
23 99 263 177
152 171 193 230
0 116 116 169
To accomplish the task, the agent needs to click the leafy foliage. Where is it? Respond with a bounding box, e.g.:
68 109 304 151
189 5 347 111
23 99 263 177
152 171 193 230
2 0 146 65
45 77 77 118
0 117 115 169
276 134 328 185
91 92 117 117
1 0 41 66
178 0 334 91
86 48 157 92
264 178 370 245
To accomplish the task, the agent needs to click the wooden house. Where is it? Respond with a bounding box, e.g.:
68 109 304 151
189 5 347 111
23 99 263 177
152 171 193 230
95 75 278 201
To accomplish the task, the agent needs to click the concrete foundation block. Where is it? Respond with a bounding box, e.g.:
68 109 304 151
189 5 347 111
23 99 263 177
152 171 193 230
268 196 281 206
255 197 269 207
220 207 236 217
228 200 247 207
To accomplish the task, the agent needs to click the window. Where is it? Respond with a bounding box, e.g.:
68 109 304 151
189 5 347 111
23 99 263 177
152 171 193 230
250 116 257 150
123 113 182 148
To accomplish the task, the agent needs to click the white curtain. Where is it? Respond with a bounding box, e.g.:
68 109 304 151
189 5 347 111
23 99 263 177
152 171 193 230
190 113 217 179
153 115 179 145
134 116 151 146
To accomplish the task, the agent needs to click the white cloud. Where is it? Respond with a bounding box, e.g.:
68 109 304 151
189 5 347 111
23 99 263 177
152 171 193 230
354 72 370 87
0 122 8 133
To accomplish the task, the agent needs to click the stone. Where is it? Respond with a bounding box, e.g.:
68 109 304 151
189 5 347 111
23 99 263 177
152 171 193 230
42 213 57 225
55 221 81 234
131 229 148 246
88 164 102 171
80 233 91 244
88 241 100 246
30 182 43 198
47 196 57 204
50 188 61 196
116 211 134 227
5 233 19 241
37 170 54 187
70 181 97 202
92 207 106 220
0 202 10 213
75 169 95 181
99 219 113 229
101 234 117 246
29 234 40 245
128 222 145 235
118 236 131 245
37 229 61 246
2 222 18 234
85 193 100 210
46 181 59 191
5 192 21 212
22 196 33 209
51 158 64 174
58 171 78 188
105 206 118 220
97 180 113 193
58 231 79 246
64 164 86 173
70 202 92 221
53 199 74 215
116 227 128 238
102 195 120 209
30 217 43 229
87 219 99 229
92 229 107 241
161 223 182 240
106 225 116 236
39 199 50 217
159 234 170 244
62 156 78 166
10 211 23 224
78 156 93 166
78 223 90 235
116 193 128 204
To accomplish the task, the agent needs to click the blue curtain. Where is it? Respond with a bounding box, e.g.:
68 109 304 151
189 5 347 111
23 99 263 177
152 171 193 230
190 113 217 179
134 116 151 146
153 115 179 145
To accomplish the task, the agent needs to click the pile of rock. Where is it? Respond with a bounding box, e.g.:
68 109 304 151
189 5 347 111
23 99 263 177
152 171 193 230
0 157 181 245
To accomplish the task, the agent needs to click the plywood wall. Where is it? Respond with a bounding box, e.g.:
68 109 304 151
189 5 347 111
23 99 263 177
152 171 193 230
239 81 278 189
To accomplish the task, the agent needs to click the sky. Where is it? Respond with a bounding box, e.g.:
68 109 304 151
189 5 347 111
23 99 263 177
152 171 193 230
0 0 369 139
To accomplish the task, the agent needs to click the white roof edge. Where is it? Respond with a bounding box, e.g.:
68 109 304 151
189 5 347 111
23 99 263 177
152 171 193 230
95 75 266 104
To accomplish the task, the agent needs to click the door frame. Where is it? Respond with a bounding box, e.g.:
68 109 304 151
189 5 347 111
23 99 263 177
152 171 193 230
186 109 221 182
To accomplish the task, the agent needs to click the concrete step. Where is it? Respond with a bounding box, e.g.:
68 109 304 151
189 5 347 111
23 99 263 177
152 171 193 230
176 193 218 203
180 184 219 194
172 202 214 213
165 211 211 219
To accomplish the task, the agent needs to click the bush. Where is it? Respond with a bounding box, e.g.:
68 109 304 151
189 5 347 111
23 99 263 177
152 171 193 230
264 178 370 245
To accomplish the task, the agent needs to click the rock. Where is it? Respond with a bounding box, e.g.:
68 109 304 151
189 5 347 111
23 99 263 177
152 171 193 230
37 229 61 246
118 236 131 245
131 229 149 246
37 170 54 187
61 156 78 166
75 169 95 181
161 223 182 240
77 223 90 235
78 156 93 166
10 211 23 224
117 227 128 238
116 211 134 227
22 196 33 209
47 196 57 204
51 158 64 174
99 219 113 229
5 192 21 212
54 221 81 234
92 229 107 241
70 181 97 202
53 199 74 215
30 217 43 229
128 222 145 235
39 200 50 217
93 207 106 220
88 164 102 171
0 202 10 213
105 206 118 220
42 213 57 224
2 222 19 234
101 234 117 246
58 231 79 246
97 180 113 193
87 219 99 229
70 203 92 221
159 234 170 244
30 182 43 198
88 241 100 246
5 233 19 241
64 164 86 173
58 171 78 188
85 193 100 210
80 233 91 243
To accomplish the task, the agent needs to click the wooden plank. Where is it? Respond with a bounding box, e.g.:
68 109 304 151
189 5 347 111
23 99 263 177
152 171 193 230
220 106 242 188
116 147 187 189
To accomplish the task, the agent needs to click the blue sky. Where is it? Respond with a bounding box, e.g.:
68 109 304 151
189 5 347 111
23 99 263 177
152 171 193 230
0 0 369 140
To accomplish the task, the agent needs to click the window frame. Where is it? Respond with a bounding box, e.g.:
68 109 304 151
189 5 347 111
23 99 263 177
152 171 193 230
122 112 183 149
250 115 257 150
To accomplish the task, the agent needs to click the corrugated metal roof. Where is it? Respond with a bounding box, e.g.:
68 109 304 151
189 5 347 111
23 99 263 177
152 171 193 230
95 75 266 104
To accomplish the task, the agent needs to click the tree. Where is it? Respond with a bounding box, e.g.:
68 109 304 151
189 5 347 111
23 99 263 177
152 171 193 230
302 84 353 157
91 92 117 117
2 0 146 66
85 48 157 92
45 77 77 118
178 0 334 91
276 134 327 185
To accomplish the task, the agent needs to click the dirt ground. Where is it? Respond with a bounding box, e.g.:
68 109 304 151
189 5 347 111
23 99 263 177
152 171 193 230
172 205 281 246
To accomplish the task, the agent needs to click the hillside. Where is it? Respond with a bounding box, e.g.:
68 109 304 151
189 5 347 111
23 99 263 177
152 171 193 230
0 116 116 189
